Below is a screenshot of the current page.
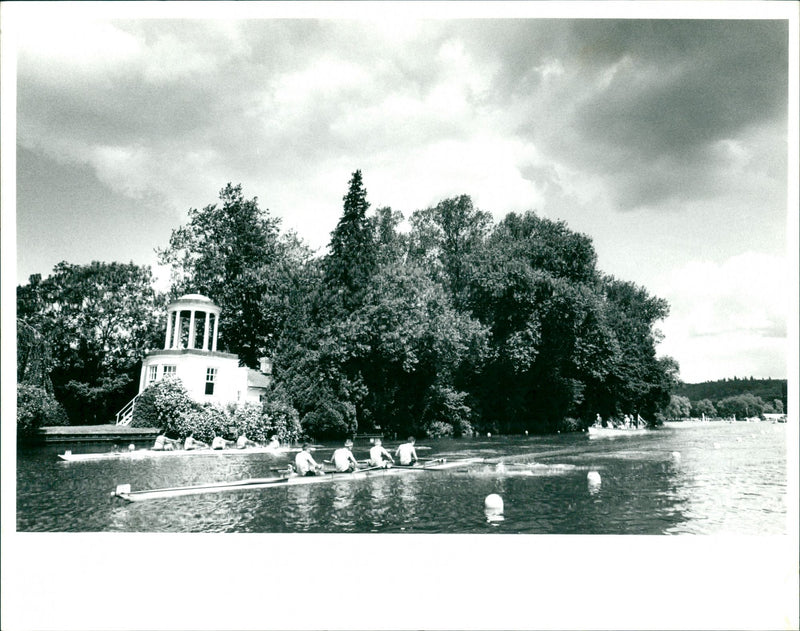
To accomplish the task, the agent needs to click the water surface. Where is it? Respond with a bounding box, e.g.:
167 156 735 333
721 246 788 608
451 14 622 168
16 421 787 534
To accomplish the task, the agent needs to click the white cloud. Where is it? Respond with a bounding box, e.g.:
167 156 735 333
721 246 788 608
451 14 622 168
657 252 788 381
17 19 141 71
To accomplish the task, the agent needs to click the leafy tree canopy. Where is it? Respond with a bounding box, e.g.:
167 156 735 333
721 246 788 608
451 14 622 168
17 261 163 424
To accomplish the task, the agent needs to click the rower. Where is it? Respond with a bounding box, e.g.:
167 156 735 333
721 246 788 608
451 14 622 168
295 443 324 476
152 432 178 451
184 433 209 450
331 439 359 472
211 433 233 450
369 438 394 468
236 433 258 449
395 436 419 466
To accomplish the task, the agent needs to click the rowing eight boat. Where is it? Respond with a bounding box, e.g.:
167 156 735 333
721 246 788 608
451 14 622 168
59 445 302 462
113 457 485 502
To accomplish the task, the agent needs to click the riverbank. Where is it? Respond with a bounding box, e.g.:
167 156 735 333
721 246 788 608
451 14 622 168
38 425 160 443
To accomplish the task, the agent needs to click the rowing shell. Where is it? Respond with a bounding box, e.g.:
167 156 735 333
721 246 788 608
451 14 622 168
113 457 484 502
59 445 300 462
587 426 649 439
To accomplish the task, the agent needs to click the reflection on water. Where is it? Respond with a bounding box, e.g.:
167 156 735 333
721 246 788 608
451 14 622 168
16 423 787 534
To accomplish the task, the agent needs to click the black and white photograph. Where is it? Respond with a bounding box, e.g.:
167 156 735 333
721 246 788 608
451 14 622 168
2 2 797 630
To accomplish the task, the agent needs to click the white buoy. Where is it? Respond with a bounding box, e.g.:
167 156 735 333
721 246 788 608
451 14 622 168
484 493 503 511
524 430 528 436
487 432 492 438
128 444 136 451
587 471 601 485
671 451 681 461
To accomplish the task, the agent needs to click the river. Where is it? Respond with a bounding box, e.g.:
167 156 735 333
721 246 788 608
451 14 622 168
16 420 788 534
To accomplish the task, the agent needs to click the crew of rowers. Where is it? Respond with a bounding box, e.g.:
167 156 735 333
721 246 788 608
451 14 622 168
293 437 420 477
593 413 642 429
152 432 281 451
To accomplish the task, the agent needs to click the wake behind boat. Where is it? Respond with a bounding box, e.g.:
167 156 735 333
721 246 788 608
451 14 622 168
113 457 485 502
59 444 302 462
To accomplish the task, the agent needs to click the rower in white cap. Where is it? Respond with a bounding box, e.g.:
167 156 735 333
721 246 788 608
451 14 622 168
368 438 394 468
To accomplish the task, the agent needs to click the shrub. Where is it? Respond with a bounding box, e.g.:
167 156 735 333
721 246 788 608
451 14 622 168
17 383 68 440
263 398 302 443
420 385 474 437
557 417 581 433
231 402 271 442
424 420 454 438
130 376 197 429
302 399 357 439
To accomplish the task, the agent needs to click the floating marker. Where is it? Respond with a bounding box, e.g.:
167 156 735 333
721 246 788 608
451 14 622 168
524 430 528 436
587 471 601 485
484 493 503 511
128 444 136 451
671 451 681 461
487 432 492 438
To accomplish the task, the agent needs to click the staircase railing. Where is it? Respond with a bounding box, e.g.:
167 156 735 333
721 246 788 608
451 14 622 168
115 394 140 425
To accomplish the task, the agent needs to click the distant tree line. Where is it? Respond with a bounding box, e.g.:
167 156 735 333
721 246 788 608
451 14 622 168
17 173 679 439
672 378 787 413
662 391 784 421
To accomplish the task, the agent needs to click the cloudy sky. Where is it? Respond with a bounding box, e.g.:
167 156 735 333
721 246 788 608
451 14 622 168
6 3 796 383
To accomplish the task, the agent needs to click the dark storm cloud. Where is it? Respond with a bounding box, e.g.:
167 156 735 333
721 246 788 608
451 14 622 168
571 21 787 151
449 19 788 212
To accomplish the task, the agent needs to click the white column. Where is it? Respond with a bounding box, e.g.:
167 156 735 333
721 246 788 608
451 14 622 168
164 309 173 349
212 314 219 352
188 310 197 349
173 311 182 349
203 312 210 350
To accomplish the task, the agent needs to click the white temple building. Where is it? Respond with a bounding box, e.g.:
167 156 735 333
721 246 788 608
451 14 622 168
116 294 272 424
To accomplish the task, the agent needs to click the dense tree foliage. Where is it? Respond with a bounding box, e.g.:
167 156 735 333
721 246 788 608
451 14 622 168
17 262 164 425
663 394 692 420
673 377 787 413
715 393 767 419
19 171 681 438
691 398 717 418
158 183 296 367
17 383 69 440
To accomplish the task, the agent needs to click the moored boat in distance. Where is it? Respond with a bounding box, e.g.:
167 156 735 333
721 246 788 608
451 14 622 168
113 457 485 502
587 426 649 439
58 445 303 462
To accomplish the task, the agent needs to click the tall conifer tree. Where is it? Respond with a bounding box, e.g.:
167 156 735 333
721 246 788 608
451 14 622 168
325 170 377 310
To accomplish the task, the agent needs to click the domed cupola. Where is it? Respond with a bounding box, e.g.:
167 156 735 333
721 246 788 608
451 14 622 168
164 293 221 352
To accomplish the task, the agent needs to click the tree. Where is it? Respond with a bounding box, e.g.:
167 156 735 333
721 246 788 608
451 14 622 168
663 394 692 419
716 393 766 419
596 277 676 421
17 262 164 424
462 212 619 432
338 262 489 436
158 183 288 367
692 398 717 418
17 383 68 441
408 195 492 306
324 170 378 311
17 318 55 392
372 206 407 266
